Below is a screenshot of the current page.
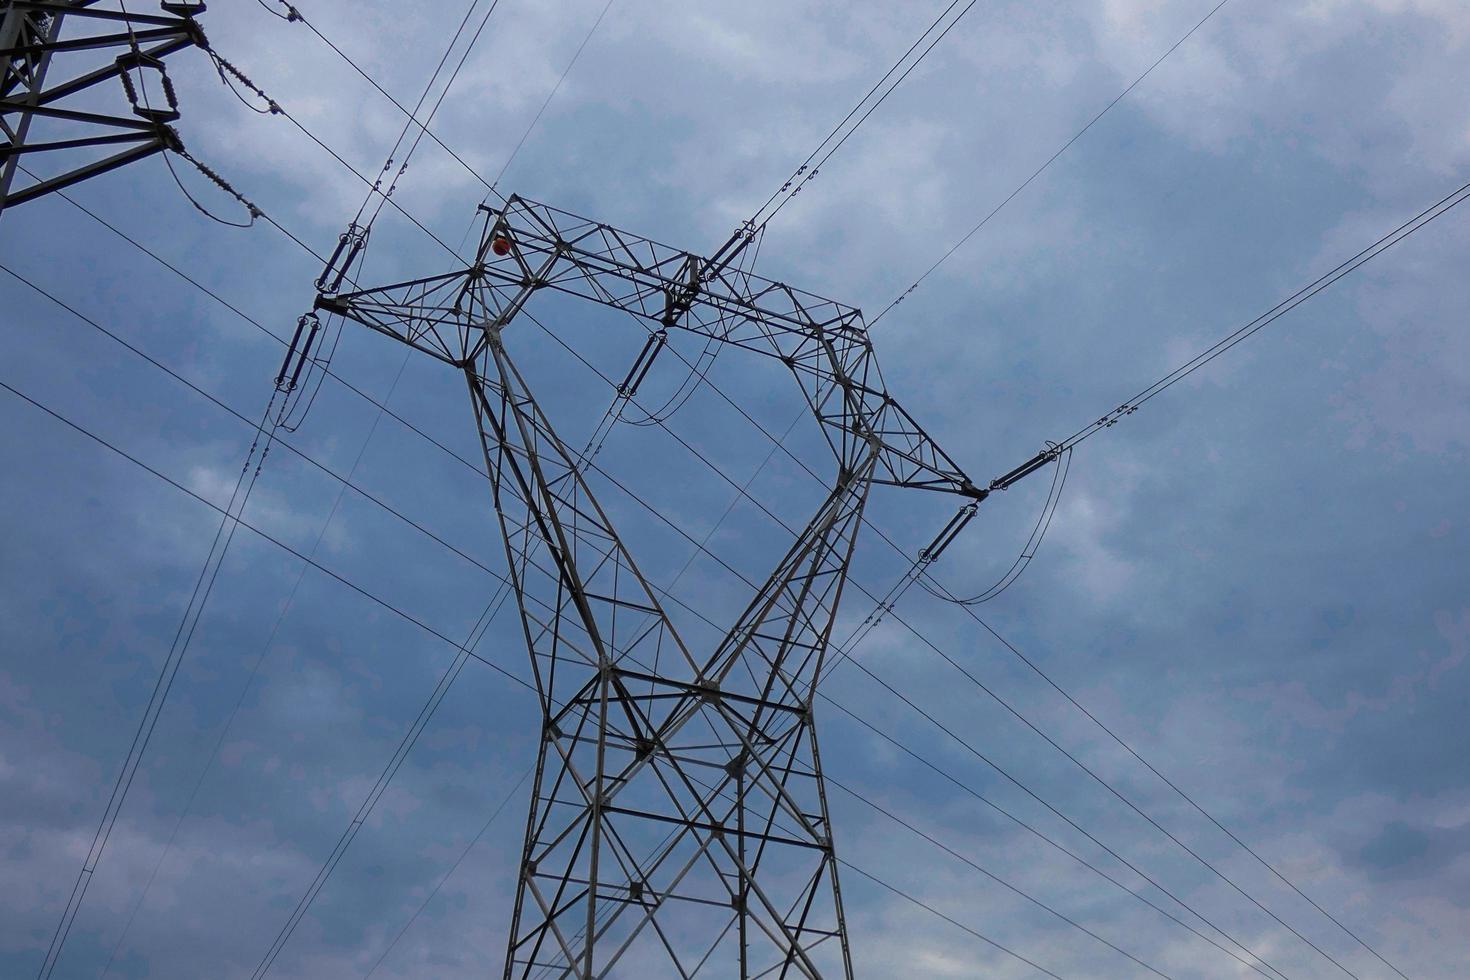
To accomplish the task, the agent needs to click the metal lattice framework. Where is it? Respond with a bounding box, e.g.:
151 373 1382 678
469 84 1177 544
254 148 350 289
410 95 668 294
0 0 204 215
316 195 983 979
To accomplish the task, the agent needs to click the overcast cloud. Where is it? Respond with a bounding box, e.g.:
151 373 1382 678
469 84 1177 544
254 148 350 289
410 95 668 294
2 0 1468 977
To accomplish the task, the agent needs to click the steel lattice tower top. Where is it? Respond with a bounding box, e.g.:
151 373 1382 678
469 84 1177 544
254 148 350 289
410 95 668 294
313 195 984 979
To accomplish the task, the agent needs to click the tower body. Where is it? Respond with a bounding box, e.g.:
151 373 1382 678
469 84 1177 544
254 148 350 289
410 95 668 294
323 196 982 978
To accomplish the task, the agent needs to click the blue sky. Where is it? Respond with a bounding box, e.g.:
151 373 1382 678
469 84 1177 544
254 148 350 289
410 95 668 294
2 0 1468 977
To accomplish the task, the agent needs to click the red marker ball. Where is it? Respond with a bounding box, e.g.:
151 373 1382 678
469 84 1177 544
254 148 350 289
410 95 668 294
491 235 512 256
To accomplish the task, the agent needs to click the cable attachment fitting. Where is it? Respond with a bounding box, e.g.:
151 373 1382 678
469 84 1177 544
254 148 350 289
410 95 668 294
617 330 667 397
275 313 322 393
1096 403 1138 428
315 222 368 295
988 444 1063 493
116 51 181 123
664 254 701 321
917 503 977 565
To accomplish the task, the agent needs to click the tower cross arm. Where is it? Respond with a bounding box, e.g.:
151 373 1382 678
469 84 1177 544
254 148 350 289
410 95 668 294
497 194 984 500
318 193 985 500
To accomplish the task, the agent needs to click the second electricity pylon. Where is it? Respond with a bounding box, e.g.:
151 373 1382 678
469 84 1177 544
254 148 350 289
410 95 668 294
312 195 984 978
0 0 205 216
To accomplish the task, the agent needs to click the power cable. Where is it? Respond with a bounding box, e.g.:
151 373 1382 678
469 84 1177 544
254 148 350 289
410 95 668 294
246 588 511 980
1053 177 1470 456
869 0 1236 327
455 0 621 252
38 144 1460 979
92 22 520 965
827 775 1173 980
27 252 1239 979
258 0 615 208
0 261 553 980
678 765 1077 980
661 0 1240 638
1 371 1093 980
917 445 1070 605
573 450 1291 980
487 0 619 195
98 347 423 977
942 587 1414 980
854 591 1348 976
0 376 533 689
30 390 275 980
5 257 1275 978
350 0 485 224
524 261 1421 977
818 694 1277 978
740 0 980 239
34 180 484 477
255 0 497 196
891 176 1469 979
0 264 498 587
361 767 533 978
838 860 1067 979
40 182 1346 975
14 125 281 974
360 0 502 233
518 315 1293 977
201 48 468 264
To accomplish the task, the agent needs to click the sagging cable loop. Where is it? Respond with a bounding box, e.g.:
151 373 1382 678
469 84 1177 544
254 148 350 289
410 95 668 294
921 446 1072 606
171 146 264 228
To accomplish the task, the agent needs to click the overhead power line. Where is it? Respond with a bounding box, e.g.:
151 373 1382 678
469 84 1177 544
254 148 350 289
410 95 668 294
25 166 1411 975
705 0 982 273
201 49 468 264
29 394 276 980
521 167 1470 976
1054 176 1470 455
854 176 1470 980
0 376 530 690
9 235 1261 977
27 128 1460 980
869 0 1237 326
361 766 533 979
17 9 510 964
253 0 495 196
827 776 1174 980
837 860 1070 980
8 234 1300 978
1 373 1088 980
514 310 1294 979
747 0 979 233
487 0 618 194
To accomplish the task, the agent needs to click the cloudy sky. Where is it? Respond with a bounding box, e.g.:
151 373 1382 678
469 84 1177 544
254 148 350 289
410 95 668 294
2 0 1468 977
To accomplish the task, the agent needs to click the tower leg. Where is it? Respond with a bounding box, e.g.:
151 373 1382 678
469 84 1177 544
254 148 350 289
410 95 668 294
465 338 864 978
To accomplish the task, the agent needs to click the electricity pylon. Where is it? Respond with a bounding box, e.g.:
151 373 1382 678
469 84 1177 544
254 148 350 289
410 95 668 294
0 0 205 216
311 195 984 978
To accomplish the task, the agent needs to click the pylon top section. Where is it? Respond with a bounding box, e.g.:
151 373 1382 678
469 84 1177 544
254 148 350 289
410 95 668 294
318 193 985 500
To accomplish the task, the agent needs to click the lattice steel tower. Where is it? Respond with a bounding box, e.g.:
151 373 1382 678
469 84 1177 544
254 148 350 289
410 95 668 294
0 1 205 216
312 196 984 978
